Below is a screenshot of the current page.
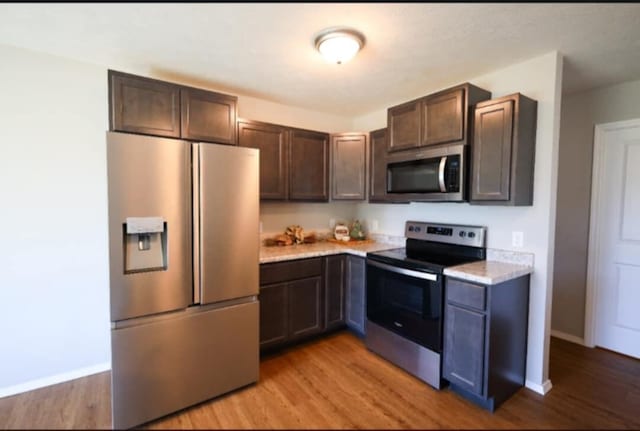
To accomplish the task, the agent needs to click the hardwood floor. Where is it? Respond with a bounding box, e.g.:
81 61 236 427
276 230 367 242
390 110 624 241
1 331 639 429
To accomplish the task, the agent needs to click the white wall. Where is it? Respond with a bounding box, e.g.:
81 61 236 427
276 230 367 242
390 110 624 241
0 44 111 394
552 78 640 339
260 202 356 234
352 51 564 392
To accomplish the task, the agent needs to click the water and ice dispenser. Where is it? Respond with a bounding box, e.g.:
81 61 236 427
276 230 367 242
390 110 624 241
124 216 167 273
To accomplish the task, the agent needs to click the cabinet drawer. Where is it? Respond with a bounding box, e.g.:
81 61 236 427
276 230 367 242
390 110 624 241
446 278 486 311
260 258 322 285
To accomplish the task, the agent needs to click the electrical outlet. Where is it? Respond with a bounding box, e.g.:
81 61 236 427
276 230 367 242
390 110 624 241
329 218 336 228
512 231 524 248
370 219 379 232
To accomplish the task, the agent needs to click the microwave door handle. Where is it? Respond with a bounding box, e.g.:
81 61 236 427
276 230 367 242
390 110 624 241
368 260 438 281
438 156 447 192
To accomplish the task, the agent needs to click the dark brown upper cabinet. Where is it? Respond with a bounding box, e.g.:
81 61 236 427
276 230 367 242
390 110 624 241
470 93 537 206
369 128 388 202
180 87 237 145
331 133 367 201
237 119 289 200
387 99 421 152
387 83 491 152
109 70 181 138
289 128 330 201
109 70 237 145
422 88 464 146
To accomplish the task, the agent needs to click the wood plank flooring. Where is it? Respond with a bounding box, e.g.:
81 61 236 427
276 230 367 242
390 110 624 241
1 331 639 429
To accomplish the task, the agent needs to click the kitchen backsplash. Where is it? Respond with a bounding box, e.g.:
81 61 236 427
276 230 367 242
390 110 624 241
260 202 357 234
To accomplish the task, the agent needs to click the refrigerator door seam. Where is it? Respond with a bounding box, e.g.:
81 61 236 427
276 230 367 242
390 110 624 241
193 143 201 305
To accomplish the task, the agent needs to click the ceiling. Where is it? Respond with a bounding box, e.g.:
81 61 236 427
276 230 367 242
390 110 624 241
0 3 639 117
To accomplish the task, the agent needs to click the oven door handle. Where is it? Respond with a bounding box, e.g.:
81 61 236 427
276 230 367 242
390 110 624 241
367 260 438 281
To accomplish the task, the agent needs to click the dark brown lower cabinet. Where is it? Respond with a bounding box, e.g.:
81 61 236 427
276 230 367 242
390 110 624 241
288 276 323 341
324 255 346 331
443 275 530 411
443 304 486 395
258 282 288 351
345 255 366 336
259 255 352 352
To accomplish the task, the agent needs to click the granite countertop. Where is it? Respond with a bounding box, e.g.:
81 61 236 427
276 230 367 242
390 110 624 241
260 238 534 285
259 241 399 264
443 260 533 285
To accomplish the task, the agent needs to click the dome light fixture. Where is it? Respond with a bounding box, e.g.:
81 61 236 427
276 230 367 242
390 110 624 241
314 28 365 65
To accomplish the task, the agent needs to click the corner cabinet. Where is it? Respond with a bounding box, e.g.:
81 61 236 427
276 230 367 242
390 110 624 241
345 255 366 336
443 276 530 411
289 128 330 201
324 255 346 331
108 70 238 145
237 119 289 200
331 133 368 200
387 83 491 152
471 93 537 205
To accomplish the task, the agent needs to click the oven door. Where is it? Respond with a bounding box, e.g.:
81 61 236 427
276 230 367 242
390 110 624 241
366 258 443 352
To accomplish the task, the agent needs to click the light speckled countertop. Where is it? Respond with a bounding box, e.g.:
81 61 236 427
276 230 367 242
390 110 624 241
260 241 400 264
260 240 533 284
444 260 533 285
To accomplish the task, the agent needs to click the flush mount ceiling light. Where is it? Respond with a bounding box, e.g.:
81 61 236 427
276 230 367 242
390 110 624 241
314 28 365 65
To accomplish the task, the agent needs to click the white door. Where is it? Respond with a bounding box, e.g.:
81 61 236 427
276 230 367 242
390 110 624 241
589 119 640 359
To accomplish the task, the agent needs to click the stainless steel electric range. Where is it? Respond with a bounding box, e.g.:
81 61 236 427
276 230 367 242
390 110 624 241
365 221 487 389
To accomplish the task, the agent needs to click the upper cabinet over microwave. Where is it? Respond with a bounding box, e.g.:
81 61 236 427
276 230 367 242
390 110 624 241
387 83 492 152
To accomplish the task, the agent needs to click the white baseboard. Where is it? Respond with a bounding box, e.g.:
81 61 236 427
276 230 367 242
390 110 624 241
550 329 585 346
525 379 553 395
0 362 111 398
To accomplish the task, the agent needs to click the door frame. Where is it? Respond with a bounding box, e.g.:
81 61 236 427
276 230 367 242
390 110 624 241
584 118 640 347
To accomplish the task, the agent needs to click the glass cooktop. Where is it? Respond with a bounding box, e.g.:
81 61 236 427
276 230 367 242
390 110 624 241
367 247 484 273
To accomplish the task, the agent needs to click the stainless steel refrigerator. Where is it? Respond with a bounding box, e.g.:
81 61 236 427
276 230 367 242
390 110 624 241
106 131 259 429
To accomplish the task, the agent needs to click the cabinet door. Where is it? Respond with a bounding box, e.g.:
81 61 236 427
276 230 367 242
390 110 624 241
421 88 464 146
369 128 387 202
259 282 288 350
471 99 514 201
387 99 421 152
289 129 330 201
288 276 324 341
331 133 367 200
238 120 288 200
443 303 486 395
181 87 237 145
109 70 181 138
324 255 346 331
345 256 366 335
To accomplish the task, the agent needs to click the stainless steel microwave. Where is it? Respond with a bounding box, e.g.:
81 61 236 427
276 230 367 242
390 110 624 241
386 144 467 202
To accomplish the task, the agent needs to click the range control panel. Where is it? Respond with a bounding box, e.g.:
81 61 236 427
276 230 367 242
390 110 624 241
405 221 486 248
